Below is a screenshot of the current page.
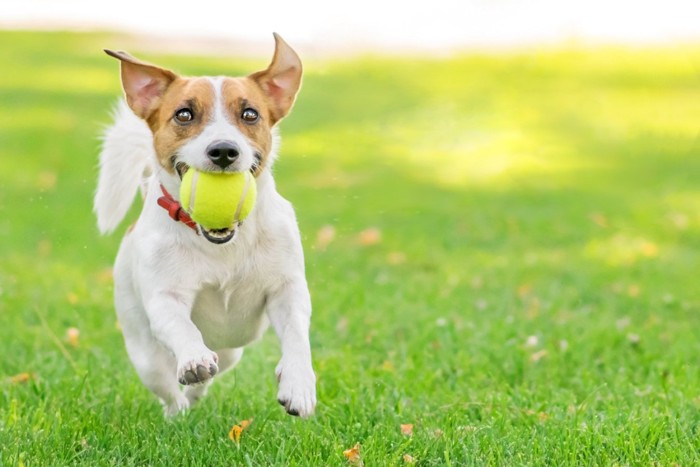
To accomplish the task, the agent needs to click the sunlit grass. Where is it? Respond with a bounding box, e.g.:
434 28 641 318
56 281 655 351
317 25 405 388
1 30 700 464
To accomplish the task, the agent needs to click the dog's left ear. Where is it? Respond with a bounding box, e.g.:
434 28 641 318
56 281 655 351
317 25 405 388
250 33 302 125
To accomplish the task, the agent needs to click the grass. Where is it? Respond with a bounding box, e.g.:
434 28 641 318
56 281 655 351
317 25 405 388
1 29 700 465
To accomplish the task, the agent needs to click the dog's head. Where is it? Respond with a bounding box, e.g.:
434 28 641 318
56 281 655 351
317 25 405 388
105 34 301 242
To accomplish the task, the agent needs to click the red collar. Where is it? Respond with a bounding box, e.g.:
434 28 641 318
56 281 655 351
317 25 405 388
156 185 198 233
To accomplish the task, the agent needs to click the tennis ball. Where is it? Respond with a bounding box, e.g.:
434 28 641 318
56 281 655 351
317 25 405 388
180 169 257 230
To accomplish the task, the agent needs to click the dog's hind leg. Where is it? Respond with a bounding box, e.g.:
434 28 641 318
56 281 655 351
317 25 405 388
184 347 243 406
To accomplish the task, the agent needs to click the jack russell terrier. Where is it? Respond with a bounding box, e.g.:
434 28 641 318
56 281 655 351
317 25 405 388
94 34 316 417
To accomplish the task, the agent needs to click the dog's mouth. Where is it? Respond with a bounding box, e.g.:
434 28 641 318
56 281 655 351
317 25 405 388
173 160 241 245
199 226 237 244
175 162 190 179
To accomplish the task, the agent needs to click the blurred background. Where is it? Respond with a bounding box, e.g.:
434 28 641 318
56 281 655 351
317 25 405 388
1 1 700 464
2 0 700 54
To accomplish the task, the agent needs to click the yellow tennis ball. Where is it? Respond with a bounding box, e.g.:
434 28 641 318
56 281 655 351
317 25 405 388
179 169 257 230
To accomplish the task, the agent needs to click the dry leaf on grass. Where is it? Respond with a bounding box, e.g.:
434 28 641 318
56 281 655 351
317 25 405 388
315 225 336 251
530 350 548 362
37 239 52 256
228 418 253 444
589 212 608 228
400 423 414 437
37 171 57 190
357 227 381 246
640 241 658 257
517 283 532 298
97 267 114 284
403 453 416 464
66 293 79 305
627 284 641 297
10 372 32 384
343 443 362 465
66 327 80 347
387 251 406 265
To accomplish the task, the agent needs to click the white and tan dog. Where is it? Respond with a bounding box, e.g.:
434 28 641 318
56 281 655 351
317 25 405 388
94 34 316 417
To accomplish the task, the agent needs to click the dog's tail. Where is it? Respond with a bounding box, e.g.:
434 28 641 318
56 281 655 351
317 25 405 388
94 100 154 234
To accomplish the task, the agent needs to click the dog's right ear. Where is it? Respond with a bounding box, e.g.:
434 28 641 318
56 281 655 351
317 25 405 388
105 49 178 120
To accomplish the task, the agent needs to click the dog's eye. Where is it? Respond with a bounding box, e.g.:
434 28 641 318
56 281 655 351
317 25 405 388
174 108 194 124
241 108 259 124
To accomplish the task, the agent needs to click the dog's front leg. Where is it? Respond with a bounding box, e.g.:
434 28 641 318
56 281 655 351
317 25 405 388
146 290 219 386
266 282 316 417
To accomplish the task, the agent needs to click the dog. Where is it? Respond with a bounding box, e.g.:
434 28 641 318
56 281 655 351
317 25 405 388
94 34 316 417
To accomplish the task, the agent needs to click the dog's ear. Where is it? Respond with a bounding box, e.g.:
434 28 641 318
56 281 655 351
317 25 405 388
105 50 178 120
249 33 302 125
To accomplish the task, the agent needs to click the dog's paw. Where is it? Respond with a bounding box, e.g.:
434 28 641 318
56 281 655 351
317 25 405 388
275 360 317 418
177 349 219 385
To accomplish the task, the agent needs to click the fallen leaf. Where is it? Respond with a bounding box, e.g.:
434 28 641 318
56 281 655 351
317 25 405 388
66 327 80 347
343 443 362 465
668 212 688 230
336 316 349 333
66 293 79 306
97 268 114 284
628 284 641 297
640 241 659 257
228 418 253 444
589 212 608 228
517 283 532 298
403 454 416 464
37 239 52 256
526 297 541 319
358 227 381 246
400 423 414 437
364 330 376 343
530 350 548 362
315 225 336 251
36 171 57 191
10 372 32 384
387 251 406 265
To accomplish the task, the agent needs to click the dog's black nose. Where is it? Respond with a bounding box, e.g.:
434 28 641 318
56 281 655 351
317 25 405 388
206 140 240 169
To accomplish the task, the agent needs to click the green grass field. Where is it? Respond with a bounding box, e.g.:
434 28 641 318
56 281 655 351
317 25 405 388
1 30 700 465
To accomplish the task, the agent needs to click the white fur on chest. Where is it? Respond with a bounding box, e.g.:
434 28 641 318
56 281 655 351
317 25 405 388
188 244 276 350
191 281 269 350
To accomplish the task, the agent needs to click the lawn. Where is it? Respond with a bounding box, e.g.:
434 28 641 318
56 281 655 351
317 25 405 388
1 30 700 465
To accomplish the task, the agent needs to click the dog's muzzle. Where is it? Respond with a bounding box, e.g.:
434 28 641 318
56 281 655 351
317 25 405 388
199 225 238 244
